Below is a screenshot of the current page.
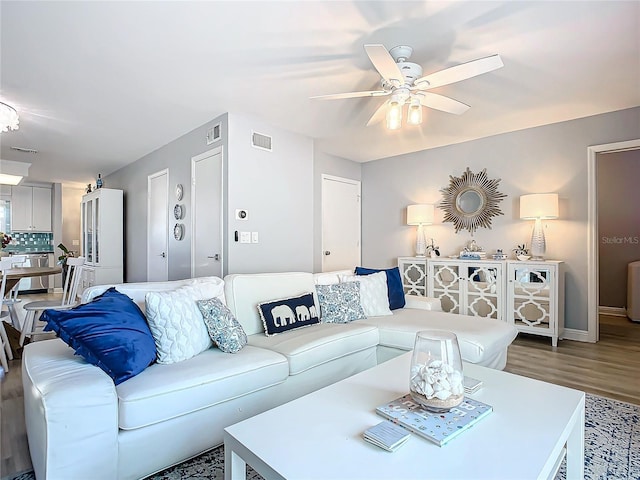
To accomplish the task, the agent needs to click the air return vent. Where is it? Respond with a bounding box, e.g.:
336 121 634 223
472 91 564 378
251 131 272 152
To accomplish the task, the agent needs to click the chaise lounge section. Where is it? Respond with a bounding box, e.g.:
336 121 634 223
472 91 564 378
22 270 517 479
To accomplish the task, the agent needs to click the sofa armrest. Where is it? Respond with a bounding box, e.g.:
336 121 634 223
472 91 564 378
404 294 443 312
22 339 119 480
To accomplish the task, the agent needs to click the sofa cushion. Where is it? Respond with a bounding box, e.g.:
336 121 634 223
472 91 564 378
248 322 379 375
41 287 156 385
339 271 392 317
360 308 517 364
316 282 366 323
224 272 317 335
197 298 248 353
355 266 406 310
258 292 320 336
145 282 224 364
116 345 289 430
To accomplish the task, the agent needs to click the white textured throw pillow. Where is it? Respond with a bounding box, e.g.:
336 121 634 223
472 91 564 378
339 271 392 317
145 281 224 364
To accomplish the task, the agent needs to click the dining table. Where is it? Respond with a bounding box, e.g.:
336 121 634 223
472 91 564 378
1 266 62 328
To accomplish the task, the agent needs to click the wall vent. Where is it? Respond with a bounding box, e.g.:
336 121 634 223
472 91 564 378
206 123 221 145
251 131 272 152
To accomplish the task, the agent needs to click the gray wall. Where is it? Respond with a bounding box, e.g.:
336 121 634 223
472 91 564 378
597 149 640 308
107 113 229 282
361 107 640 332
106 111 315 280
226 113 314 273
313 150 362 272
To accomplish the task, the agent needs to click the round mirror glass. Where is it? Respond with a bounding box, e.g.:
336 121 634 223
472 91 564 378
457 190 483 214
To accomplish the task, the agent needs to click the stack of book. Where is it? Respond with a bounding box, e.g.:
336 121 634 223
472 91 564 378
376 394 492 446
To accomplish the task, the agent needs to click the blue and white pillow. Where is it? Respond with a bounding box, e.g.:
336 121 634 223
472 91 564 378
258 292 320 336
197 297 247 353
315 282 366 323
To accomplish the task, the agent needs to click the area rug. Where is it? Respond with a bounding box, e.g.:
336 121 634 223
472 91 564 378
5 393 638 480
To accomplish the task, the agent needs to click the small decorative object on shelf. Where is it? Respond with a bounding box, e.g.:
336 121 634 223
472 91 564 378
492 249 508 260
86 183 92 194
409 331 464 412
96 174 103 189
426 238 440 259
513 243 531 261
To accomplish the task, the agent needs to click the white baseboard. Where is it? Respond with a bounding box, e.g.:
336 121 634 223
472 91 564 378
562 328 593 343
598 306 627 317
53 287 63 294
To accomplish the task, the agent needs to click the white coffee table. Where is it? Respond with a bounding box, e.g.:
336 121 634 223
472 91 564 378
224 352 585 480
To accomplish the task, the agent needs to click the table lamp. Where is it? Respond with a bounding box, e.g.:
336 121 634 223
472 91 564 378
407 204 434 257
519 193 559 260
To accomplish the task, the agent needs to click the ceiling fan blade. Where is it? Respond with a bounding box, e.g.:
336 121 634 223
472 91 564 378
418 92 470 115
364 44 404 86
310 90 389 100
366 101 389 126
414 54 503 89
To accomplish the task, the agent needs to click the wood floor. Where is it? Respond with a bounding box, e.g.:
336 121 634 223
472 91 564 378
1 312 639 478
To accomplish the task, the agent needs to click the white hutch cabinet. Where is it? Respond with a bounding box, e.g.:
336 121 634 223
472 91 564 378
398 257 565 346
506 261 565 347
81 188 123 289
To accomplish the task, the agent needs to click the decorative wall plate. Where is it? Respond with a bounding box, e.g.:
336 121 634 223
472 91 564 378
439 168 506 235
173 204 184 220
173 223 184 241
175 184 183 201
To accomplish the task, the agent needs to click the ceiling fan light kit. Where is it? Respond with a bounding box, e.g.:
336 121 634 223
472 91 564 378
311 44 503 130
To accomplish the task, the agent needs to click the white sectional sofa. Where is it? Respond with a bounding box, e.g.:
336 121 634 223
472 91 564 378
22 271 517 480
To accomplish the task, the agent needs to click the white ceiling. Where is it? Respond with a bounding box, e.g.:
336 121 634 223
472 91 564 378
1 1 638 186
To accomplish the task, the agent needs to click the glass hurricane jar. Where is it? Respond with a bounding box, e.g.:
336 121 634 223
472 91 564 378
409 330 464 412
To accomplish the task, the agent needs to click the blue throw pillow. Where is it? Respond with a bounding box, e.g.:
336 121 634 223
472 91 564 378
258 292 320 336
315 282 367 323
355 266 406 310
42 287 157 385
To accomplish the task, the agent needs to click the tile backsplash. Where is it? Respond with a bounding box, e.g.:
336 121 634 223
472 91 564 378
4 232 54 253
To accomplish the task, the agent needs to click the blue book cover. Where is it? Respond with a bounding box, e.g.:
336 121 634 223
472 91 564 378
376 394 492 446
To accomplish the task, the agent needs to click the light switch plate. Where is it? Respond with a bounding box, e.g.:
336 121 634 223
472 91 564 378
240 231 251 244
251 232 259 243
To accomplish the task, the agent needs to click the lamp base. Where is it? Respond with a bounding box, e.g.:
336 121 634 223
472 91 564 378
530 218 546 260
415 223 426 257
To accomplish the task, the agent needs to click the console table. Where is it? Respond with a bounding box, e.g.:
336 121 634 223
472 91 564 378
398 257 565 346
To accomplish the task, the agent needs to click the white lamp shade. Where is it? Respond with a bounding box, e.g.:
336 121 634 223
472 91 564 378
520 193 559 219
407 204 434 225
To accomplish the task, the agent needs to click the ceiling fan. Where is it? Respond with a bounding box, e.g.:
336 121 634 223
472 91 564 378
311 44 503 129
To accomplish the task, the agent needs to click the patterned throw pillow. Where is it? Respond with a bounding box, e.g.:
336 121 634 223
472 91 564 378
145 283 220 364
258 292 320 336
315 282 367 323
197 297 248 353
339 271 392 317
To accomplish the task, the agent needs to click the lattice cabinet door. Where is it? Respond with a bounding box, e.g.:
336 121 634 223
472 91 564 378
506 261 565 346
463 262 504 321
427 260 463 314
398 257 428 296
428 259 505 320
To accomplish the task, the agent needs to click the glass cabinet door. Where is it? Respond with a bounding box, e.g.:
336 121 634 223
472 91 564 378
94 197 99 264
510 266 552 329
85 199 93 263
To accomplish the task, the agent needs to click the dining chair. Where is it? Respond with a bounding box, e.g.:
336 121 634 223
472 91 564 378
0 258 17 373
19 256 86 347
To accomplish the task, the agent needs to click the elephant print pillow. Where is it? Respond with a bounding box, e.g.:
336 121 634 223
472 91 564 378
257 292 320 336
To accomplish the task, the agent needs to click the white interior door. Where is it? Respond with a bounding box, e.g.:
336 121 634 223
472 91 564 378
321 175 361 272
192 148 223 278
147 169 169 281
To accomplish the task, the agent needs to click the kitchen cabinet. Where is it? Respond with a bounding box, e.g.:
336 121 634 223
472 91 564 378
81 188 123 287
11 186 52 232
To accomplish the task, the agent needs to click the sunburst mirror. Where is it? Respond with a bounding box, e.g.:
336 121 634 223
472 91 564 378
439 168 506 235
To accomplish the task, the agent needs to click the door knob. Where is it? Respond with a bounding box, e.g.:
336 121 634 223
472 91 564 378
159 252 166 258
324 251 331 256
207 254 220 261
